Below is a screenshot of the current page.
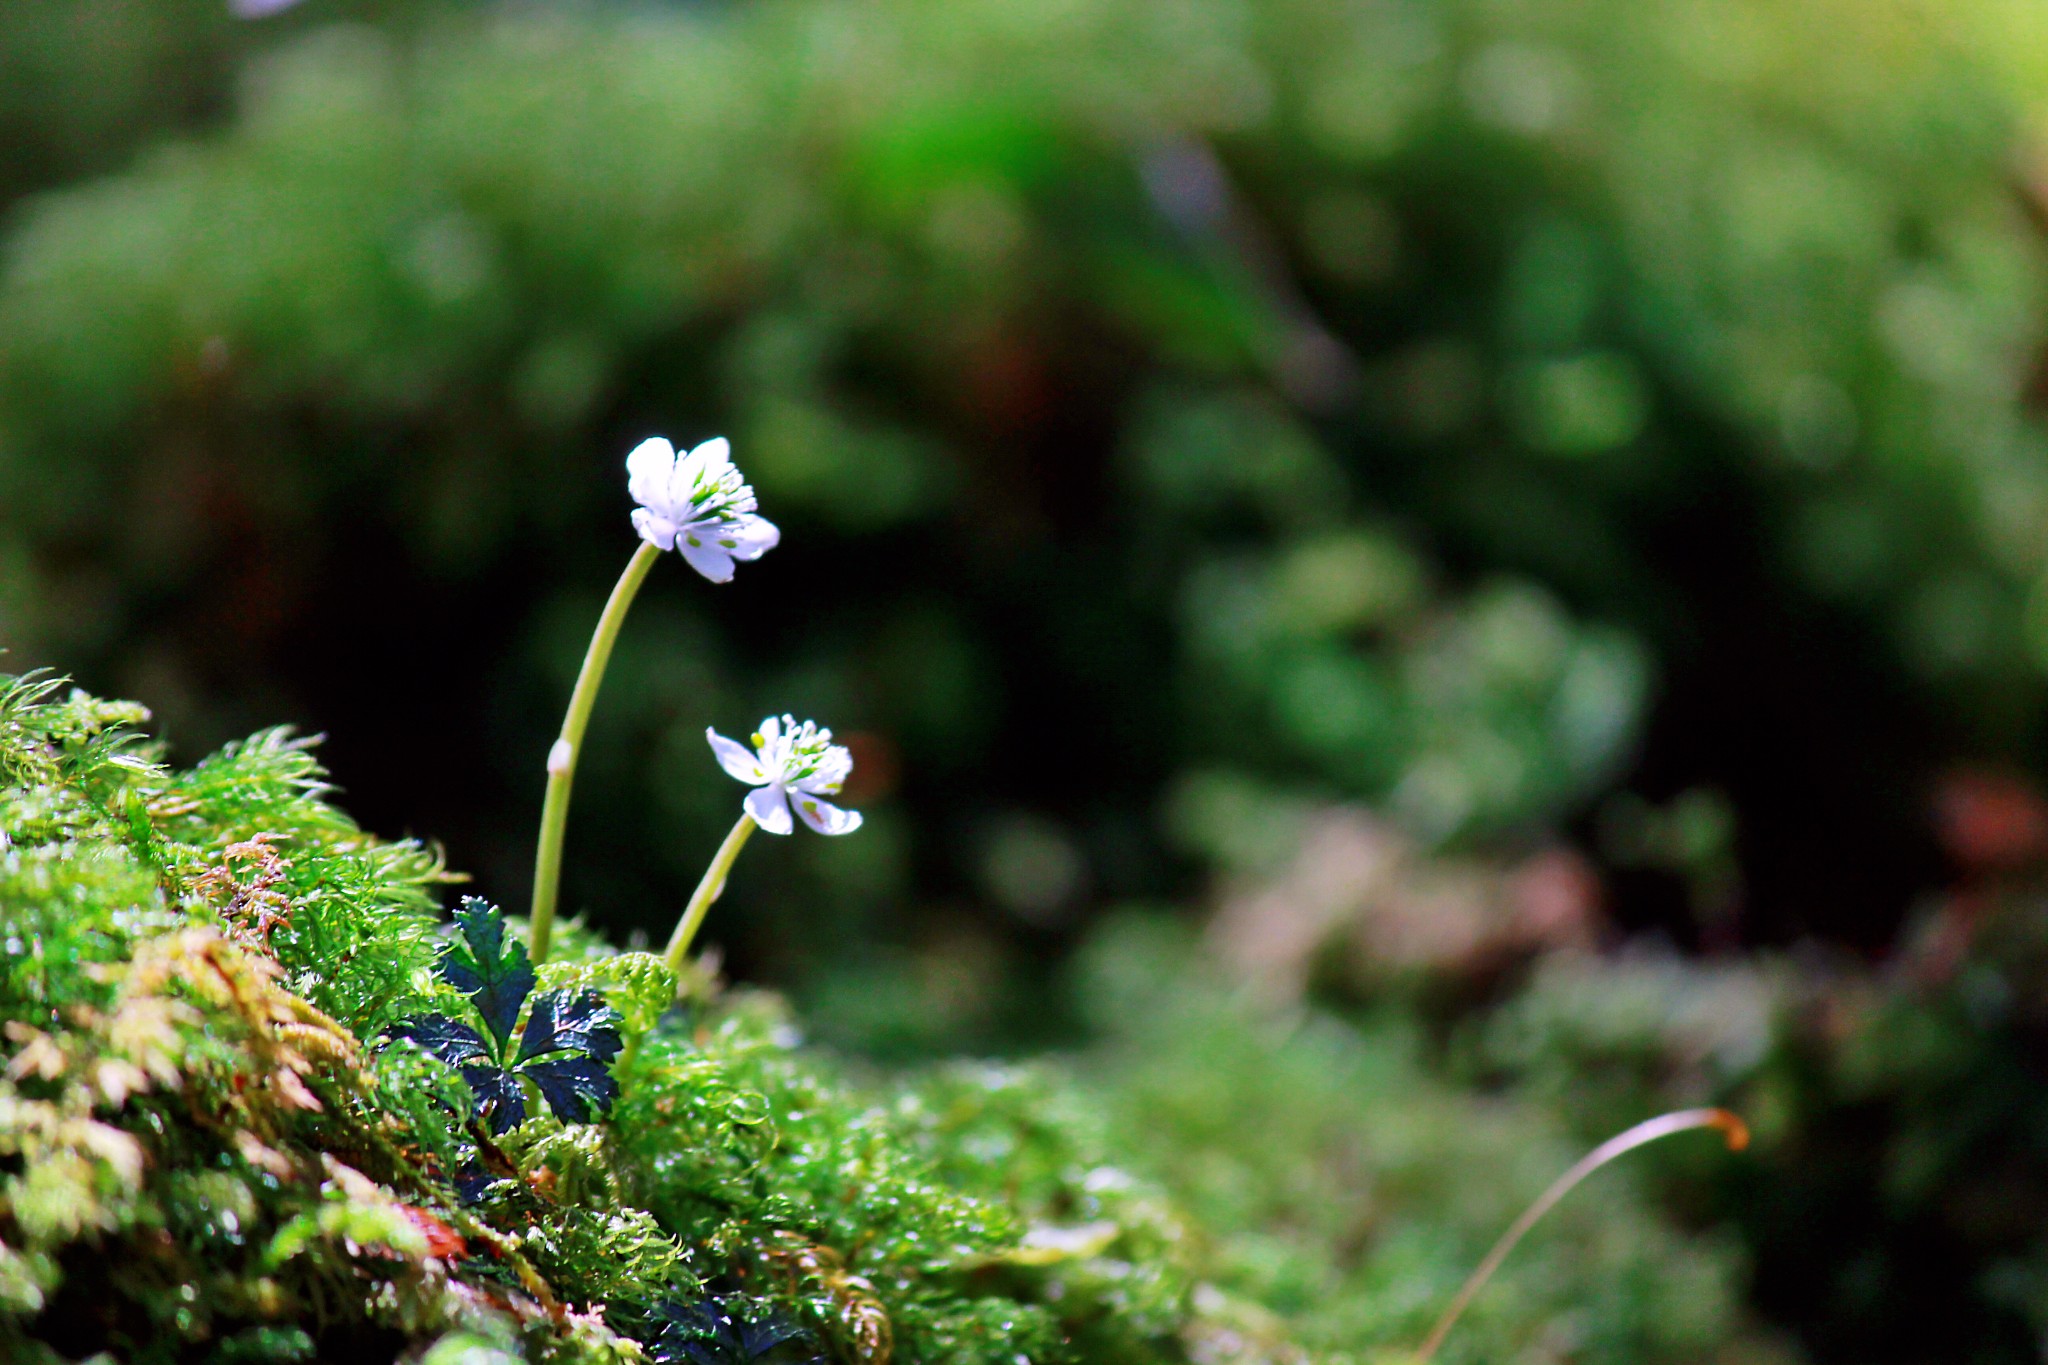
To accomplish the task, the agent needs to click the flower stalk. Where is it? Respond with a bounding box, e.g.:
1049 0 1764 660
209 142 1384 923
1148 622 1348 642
662 811 759 976
529 539 663 964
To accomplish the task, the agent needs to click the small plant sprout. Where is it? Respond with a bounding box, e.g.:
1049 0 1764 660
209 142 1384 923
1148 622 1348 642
663 716 862 975
393 900 623 1134
529 435 777 964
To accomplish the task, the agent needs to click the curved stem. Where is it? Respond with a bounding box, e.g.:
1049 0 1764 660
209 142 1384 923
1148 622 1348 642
663 812 758 981
1414 1107 1749 1364
529 540 662 964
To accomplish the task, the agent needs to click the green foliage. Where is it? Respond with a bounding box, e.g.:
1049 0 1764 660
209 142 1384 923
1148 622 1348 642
1 2 2046 1361
11 0 2040 982
1 676 1752 1362
161 725 451 1037
0 674 511 1359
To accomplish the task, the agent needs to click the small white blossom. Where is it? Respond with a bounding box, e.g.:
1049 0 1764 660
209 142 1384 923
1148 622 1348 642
627 435 780 583
706 715 863 836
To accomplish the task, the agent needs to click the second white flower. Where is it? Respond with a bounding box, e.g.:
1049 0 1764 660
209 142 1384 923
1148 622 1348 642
706 715 864 836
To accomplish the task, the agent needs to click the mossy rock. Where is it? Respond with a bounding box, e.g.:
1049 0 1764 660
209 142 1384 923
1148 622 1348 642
0 672 1754 1364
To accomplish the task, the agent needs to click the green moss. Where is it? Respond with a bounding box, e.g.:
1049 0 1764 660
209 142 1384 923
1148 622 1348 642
0 674 1754 1363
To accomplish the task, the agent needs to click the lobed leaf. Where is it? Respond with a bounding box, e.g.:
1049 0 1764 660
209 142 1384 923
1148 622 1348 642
441 897 536 1058
392 1015 493 1071
462 1065 529 1136
520 1056 621 1128
516 989 623 1067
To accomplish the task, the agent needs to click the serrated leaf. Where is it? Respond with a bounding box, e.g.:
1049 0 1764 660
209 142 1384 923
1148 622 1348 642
392 1014 492 1070
393 919 621 1134
441 897 535 1057
516 989 622 1066
462 1065 529 1135
520 1054 620 1126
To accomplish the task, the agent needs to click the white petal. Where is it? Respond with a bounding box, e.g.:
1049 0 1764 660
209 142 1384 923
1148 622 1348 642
705 728 764 784
686 435 732 471
677 533 736 583
757 716 783 745
793 794 862 836
717 514 781 563
746 783 794 835
671 436 733 508
626 437 675 512
630 507 678 551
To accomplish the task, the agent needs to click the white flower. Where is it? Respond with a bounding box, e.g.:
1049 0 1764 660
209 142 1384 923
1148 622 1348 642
626 435 780 583
705 715 864 836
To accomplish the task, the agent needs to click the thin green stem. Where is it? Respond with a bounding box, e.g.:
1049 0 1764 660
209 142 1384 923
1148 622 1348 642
1413 1107 1749 1363
529 539 663 964
663 812 758 980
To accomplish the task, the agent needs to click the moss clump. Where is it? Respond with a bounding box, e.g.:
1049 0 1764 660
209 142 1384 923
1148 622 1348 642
0 671 1754 1363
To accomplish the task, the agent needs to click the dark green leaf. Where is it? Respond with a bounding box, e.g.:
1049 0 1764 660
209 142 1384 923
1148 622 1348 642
651 1298 820 1365
441 897 535 1057
520 1054 620 1125
463 1065 528 1135
395 917 621 1133
515 988 622 1065
391 1014 492 1070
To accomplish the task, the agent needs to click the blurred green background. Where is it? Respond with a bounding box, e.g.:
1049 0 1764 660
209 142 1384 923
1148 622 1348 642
6 0 2048 1360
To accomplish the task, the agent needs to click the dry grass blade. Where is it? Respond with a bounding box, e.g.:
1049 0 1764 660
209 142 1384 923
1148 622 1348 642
1414 1107 1750 1363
